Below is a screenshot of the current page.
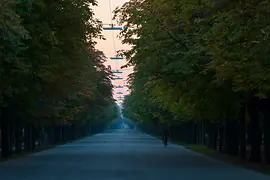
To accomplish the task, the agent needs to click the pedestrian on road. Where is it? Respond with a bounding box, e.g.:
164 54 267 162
161 127 169 147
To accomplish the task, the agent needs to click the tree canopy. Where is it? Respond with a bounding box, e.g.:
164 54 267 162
0 0 117 125
0 0 118 158
115 0 270 125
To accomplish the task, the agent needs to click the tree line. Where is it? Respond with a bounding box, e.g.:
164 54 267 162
0 0 117 158
115 0 270 164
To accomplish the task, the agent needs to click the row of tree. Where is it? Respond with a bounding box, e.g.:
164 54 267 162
0 0 117 158
115 0 270 164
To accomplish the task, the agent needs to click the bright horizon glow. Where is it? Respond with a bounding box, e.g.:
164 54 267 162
93 0 133 104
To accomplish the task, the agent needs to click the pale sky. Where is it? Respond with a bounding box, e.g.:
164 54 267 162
93 0 132 103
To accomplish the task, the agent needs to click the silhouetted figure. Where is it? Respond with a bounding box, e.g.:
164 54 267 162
161 128 169 147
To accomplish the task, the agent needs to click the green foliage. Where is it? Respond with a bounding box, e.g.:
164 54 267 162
117 0 270 126
0 0 115 127
0 0 30 105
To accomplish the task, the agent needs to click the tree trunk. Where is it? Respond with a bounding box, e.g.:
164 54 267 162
223 119 238 156
264 114 270 164
192 122 197 144
23 127 27 151
89 124 92 135
32 125 36 150
1 122 12 157
202 120 205 145
67 125 71 140
54 126 62 144
59 126 63 143
207 123 217 149
70 124 75 140
10 125 14 154
198 122 202 144
62 125 68 142
15 126 22 153
247 98 261 162
47 126 55 145
212 124 218 149
37 126 43 146
26 125 33 151
217 125 223 152
257 99 270 164
0 108 12 158
238 104 246 158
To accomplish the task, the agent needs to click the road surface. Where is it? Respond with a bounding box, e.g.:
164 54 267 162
0 129 269 180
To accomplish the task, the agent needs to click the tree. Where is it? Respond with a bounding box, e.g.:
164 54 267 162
117 0 270 163
0 0 117 158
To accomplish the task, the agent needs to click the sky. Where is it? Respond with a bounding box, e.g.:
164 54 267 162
93 0 132 104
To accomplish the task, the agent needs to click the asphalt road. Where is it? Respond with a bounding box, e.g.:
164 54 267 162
0 129 269 180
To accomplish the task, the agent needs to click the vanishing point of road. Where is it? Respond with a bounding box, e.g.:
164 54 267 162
0 129 269 180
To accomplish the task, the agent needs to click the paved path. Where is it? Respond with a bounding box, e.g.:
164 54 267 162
0 129 269 180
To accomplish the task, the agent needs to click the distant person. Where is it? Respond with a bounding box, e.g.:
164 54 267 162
161 128 169 147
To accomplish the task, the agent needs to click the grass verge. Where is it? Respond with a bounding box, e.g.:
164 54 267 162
183 144 270 175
